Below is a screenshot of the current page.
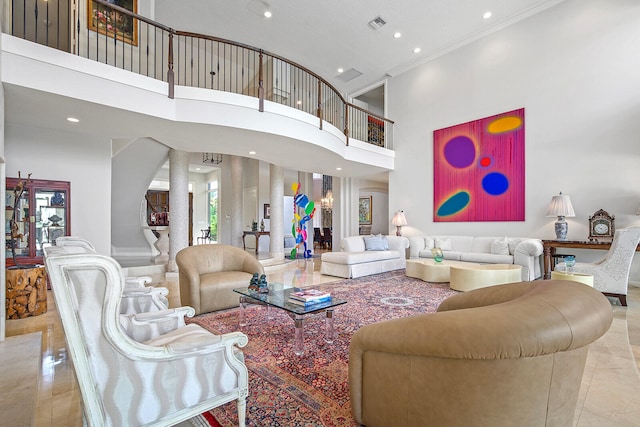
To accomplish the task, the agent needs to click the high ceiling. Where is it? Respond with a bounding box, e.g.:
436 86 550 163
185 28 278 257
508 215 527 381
4 0 566 182
154 0 565 96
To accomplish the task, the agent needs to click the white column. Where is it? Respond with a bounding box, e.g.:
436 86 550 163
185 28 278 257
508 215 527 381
168 149 189 272
230 155 243 247
270 164 284 258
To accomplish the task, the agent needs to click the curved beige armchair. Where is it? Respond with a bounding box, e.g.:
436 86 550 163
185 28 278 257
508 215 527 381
349 280 613 427
176 244 265 315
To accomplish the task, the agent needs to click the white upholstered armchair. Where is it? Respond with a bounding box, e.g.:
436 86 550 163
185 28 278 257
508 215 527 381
45 253 249 426
44 239 170 313
555 226 640 306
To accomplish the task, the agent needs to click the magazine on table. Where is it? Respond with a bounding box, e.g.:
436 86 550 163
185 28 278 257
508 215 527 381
289 288 331 302
288 295 332 306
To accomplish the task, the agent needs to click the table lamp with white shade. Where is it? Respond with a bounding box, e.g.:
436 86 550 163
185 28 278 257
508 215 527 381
391 210 407 236
546 192 575 240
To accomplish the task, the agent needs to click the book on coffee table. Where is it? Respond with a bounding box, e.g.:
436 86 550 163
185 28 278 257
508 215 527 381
288 295 332 306
289 289 331 302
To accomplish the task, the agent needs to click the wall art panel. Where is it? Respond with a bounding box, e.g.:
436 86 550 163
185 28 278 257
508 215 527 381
433 108 525 222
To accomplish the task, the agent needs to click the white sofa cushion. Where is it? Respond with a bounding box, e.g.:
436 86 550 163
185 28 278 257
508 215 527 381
321 251 400 265
461 252 513 264
434 237 453 251
490 237 510 255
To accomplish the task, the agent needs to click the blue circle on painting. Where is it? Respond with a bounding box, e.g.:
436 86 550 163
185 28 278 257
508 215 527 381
444 136 475 168
482 172 509 195
437 191 470 216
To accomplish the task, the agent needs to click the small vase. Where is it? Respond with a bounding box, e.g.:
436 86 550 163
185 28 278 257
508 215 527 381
431 247 444 263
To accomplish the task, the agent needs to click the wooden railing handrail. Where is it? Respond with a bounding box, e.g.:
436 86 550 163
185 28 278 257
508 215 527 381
41 0 395 147
173 30 349 107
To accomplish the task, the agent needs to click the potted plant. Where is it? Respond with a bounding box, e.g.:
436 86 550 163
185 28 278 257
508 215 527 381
6 172 48 319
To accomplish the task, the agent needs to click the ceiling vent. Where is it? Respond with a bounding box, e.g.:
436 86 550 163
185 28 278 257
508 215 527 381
368 16 386 30
336 68 363 82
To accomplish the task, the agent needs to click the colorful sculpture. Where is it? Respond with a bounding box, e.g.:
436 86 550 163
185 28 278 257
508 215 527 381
290 182 316 259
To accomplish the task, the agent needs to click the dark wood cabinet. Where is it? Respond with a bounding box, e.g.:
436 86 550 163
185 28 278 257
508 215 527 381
145 190 193 245
5 178 71 267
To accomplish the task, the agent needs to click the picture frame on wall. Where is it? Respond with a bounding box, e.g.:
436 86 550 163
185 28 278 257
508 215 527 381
88 0 138 46
264 204 271 219
359 196 372 225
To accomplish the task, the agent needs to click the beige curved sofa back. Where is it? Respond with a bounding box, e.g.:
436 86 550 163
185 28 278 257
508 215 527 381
349 280 613 427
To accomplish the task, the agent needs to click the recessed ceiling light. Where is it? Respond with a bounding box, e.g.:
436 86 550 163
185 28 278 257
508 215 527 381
249 151 256 155
296 100 302 105
264 10 272 18
483 11 492 19
336 167 342 171
66 117 79 123
413 47 421 54
393 32 402 39
195 167 201 171
337 68 344 73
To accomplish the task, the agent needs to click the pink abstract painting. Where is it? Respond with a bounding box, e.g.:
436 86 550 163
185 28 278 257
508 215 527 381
433 108 525 222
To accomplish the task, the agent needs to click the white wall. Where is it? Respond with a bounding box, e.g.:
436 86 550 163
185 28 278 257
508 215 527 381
388 0 640 281
5 123 112 254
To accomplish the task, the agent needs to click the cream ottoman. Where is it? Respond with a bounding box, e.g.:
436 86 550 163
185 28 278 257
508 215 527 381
449 264 523 291
406 259 479 283
550 270 594 287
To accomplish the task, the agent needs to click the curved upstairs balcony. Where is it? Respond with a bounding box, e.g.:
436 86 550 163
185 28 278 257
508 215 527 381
2 0 395 177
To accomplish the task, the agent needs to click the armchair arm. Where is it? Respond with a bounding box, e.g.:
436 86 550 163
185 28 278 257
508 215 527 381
120 286 170 314
125 276 153 287
120 307 195 341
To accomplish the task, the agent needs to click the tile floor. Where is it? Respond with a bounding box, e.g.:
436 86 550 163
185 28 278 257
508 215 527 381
4 252 640 426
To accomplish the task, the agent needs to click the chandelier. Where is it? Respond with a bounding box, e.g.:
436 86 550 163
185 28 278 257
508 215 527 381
202 153 223 165
321 190 334 211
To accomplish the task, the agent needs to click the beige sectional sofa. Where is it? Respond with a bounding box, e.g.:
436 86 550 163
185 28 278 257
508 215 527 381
320 235 409 278
408 235 543 281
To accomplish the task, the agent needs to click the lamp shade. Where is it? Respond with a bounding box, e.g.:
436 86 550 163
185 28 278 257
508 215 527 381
391 211 407 226
545 193 575 218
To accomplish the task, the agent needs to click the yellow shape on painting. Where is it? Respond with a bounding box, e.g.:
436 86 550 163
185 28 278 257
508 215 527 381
487 116 522 134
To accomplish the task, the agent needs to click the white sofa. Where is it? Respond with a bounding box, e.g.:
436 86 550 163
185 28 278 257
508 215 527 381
408 235 543 281
320 235 409 278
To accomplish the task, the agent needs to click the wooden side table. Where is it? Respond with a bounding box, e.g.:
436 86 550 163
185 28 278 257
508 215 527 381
242 231 270 254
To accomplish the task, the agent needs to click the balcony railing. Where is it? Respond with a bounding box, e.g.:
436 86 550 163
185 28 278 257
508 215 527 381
5 0 394 148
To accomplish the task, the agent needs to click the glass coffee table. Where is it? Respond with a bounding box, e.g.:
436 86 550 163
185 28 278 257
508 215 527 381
233 284 347 356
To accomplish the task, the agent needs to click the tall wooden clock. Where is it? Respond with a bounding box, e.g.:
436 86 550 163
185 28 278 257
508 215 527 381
588 209 615 242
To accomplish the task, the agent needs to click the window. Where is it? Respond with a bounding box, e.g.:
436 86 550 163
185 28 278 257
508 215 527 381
207 181 218 242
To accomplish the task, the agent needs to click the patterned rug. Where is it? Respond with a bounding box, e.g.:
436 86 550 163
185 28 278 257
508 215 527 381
187 270 458 426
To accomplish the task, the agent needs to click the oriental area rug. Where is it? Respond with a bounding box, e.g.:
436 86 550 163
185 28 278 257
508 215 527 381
187 270 458 427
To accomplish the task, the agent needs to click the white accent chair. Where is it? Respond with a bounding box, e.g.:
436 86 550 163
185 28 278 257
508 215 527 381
45 238 170 313
45 252 249 427
555 226 640 306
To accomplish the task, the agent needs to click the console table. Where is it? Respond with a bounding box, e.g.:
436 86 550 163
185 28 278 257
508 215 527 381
542 239 640 279
242 231 270 253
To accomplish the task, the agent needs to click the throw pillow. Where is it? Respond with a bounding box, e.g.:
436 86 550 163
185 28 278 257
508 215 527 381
364 235 385 251
491 237 510 255
424 236 435 249
434 237 452 251
373 233 390 250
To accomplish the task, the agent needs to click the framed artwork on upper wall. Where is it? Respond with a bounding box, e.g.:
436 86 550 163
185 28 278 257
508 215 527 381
88 0 138 46
433 108 525 222
264 204 271 219
359 196 372 225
